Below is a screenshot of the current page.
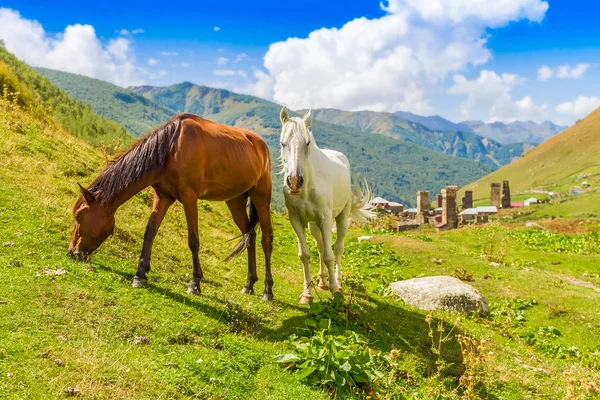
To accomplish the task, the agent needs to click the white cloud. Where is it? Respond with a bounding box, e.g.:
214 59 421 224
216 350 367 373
147 58 159 65
556 63 589 79
214 26 220 32
537 65 553 81
180 62 190 68
213 69 247 78
118 28 144 36
236 53 248 62
449 70 547 122
217 57 228 65
242 0 548 112
0 8 141 86
235 70 274 99
149 70 168 79
160 51 178 56
556 96 600 116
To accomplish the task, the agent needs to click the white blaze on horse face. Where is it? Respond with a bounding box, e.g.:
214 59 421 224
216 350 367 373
280 108 312 195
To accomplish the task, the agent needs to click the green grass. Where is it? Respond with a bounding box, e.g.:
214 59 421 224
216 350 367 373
2 57 600 399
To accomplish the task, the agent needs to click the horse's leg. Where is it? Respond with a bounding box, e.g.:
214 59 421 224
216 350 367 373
334 206 351 289
249 192 274 301
226 195 258 295
182 196 203 295
309 222 329 290
289 212 312 304
317 213 341 294
132 191 174 288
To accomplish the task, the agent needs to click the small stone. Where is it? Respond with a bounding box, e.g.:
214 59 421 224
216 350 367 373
87 267 96 273
358 236 373 243
551 261 561 265
44 268 68 276
489 262 501 267
525 222 543 229
431 258 443 264
2 241 14 247
54 359 63 366
14 232 22 237
482 274 491 280
164 362 179 368
64 387 81 396
196 358 203 363
133 336 149 345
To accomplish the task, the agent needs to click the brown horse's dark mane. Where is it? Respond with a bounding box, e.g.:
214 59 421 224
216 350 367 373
74 116 183 211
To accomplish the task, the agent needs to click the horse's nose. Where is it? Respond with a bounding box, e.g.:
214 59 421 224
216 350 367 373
286 175 293 188
297 175 304 189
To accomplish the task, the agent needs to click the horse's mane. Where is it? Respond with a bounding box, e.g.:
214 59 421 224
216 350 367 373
74 116 182 210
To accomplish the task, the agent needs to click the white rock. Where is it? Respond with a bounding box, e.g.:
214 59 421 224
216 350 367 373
389 276 489 316
357 236 373 243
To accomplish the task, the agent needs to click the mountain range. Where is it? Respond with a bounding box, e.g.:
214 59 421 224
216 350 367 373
303 108 534 167
393 111 567 145
34 68 493 207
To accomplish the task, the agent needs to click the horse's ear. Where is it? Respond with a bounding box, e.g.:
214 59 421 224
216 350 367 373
280 106 289 124
77 183 95 205
303 109 312 129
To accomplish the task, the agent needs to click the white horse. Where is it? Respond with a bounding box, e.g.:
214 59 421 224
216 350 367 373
279 106 374 304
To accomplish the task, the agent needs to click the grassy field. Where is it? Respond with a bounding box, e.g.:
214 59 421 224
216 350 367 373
2 82 600 399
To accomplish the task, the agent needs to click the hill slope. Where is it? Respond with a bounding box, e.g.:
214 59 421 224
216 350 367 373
0 47 131 151
305 108 532 167
130 83 494 206
36 67 176 136
461 107 600 200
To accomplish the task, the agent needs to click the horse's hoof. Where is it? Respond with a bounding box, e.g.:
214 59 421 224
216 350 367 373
299 295 313 305
318 284 329 291
187 286 200 295
262 293 274 301
241 287 254 295
132 277 148 288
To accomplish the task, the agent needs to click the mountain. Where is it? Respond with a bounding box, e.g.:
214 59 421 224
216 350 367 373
0 48 131 151
393 111 472 132
304 108 532 167
461 107 600 201
129 83 494 206
461 120 567 145
36 67 175 135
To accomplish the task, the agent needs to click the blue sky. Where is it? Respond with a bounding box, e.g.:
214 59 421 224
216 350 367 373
1 0 599 125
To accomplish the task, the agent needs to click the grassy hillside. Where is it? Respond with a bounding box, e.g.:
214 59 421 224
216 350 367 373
2 66 600 398
131 83 493 206
36 68 176 136
462 107 600 201
0 47 131 151
305 108 531 168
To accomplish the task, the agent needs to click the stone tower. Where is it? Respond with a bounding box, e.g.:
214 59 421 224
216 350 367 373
490 182 501 207
502 180 511 209
436 186 458 231
416 190 430 224
462 190 473 210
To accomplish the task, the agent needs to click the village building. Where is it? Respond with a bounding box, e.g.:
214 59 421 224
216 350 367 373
524 197 538 206
388 201 404 215
371 197 390 210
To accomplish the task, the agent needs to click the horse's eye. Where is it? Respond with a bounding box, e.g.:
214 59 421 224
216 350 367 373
74 214 79 221
306 141 310 147
280 143 286 148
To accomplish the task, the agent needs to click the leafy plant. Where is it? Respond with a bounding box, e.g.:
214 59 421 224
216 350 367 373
452 267 474 282
275 330 384 391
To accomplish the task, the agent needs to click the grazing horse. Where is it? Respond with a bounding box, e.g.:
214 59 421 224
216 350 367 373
279 107 373 304
68 113 274 300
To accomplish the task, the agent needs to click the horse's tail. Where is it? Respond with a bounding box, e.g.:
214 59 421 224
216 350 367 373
225 198 259 261
349 177 375 225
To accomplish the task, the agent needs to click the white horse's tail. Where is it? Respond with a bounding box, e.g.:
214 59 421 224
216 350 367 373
350 178 375 225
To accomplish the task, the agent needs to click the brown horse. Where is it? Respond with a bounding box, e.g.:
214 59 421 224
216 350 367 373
67 113 274 300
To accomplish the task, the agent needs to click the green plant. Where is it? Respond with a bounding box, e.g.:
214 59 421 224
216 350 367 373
275 330 384 392
451 267 474 281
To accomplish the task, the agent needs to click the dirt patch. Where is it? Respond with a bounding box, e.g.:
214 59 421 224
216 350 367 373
556 275 600 293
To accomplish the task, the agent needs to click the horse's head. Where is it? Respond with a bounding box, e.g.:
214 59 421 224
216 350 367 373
280 106 312 195
67 183 115 260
